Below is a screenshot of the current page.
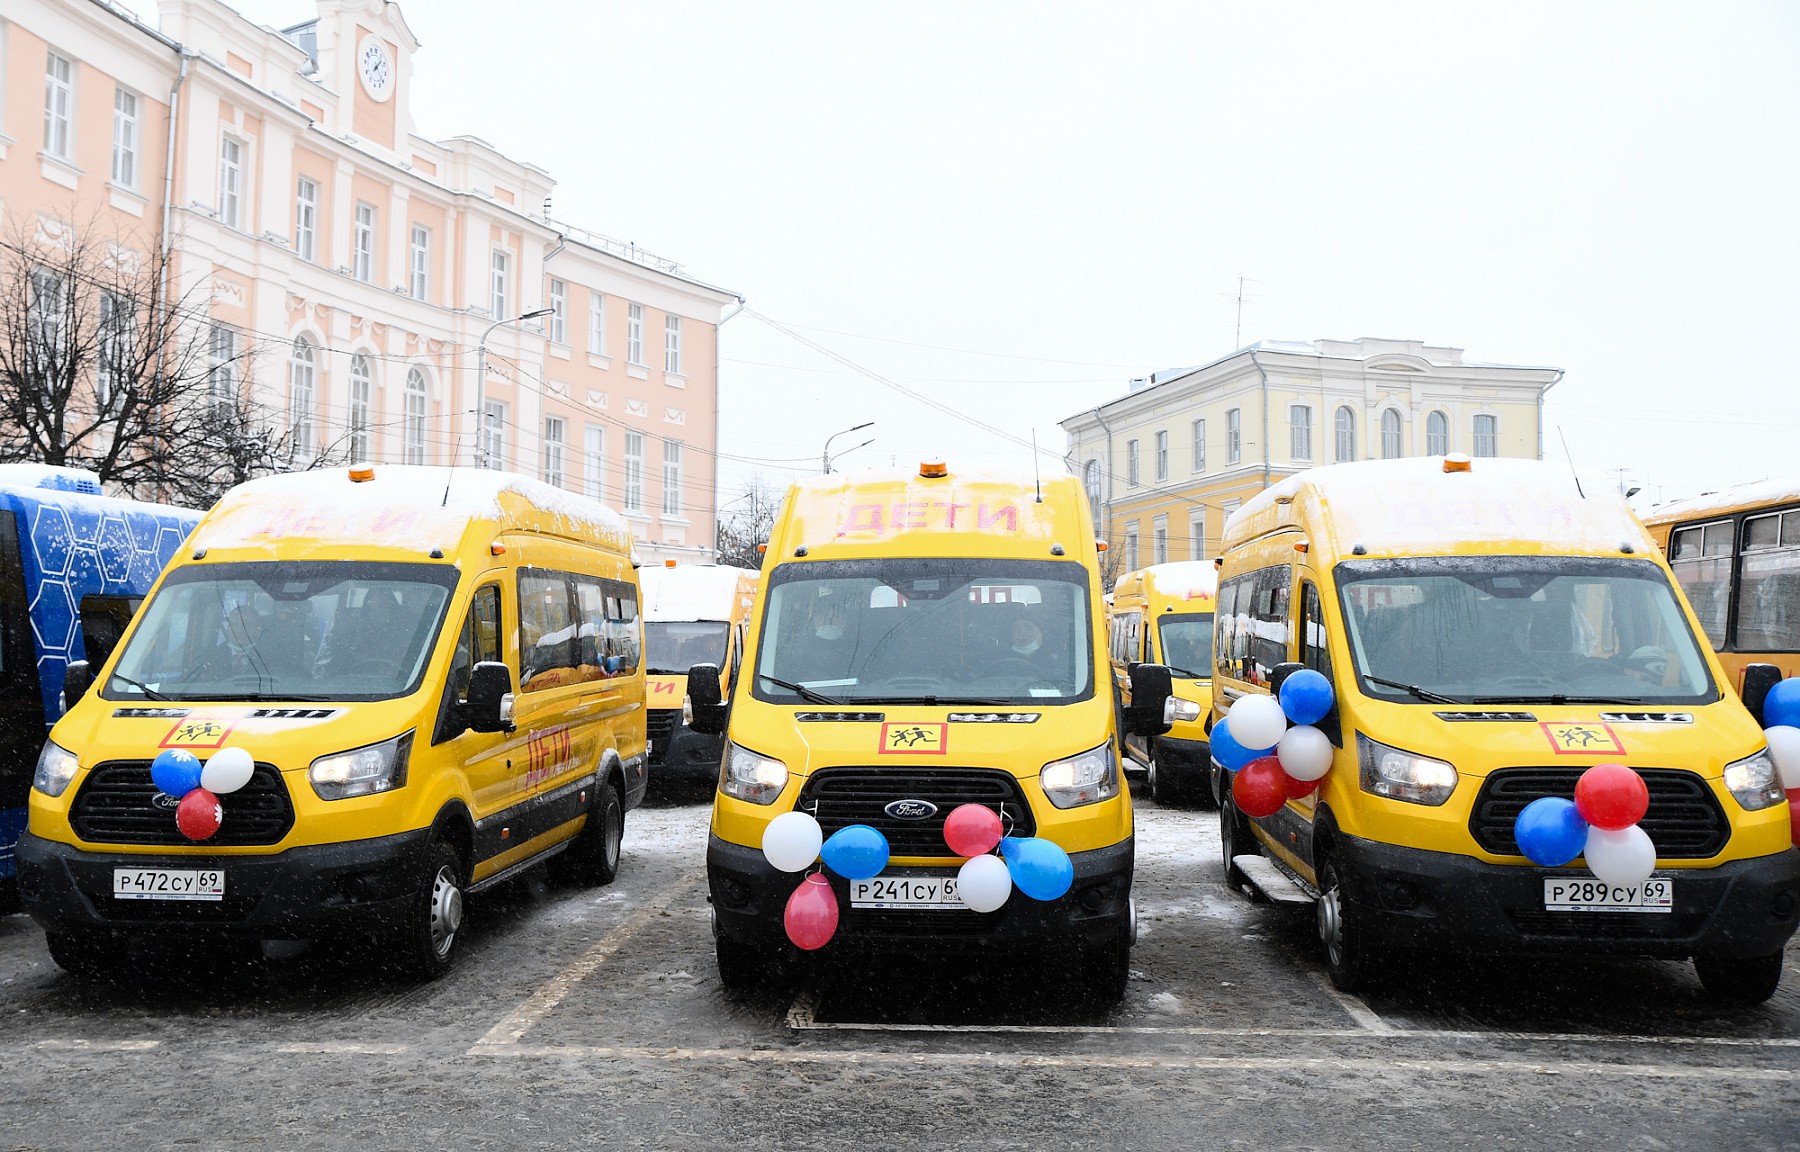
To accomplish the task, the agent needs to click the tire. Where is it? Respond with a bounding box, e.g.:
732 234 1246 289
550 781 624 888
1219 786 1255 893
1082 931 1133 1006
1694 952 1784 1005
1317 856 1374 993
392 840 466 981
45 929 127 980
1146 743 1172 805
715 932 781 994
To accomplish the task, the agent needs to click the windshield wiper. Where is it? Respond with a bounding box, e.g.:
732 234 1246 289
757 673 845 706
1164 665 1207 680
645 666 684 676
877 695 1016 706
1363 675 1468 705
1467 694 1636 706
202 692 342 703
108 674 168 701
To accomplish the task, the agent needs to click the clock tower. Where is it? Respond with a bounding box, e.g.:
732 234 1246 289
314 0 420 154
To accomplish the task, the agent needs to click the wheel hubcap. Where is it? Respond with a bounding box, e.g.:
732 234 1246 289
1318 883 1344 966
428 865 463 958
604 801 622 868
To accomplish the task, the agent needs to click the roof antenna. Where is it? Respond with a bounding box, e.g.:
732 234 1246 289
1031 431 1043 503
1556 426 1585 499
442 432 464 507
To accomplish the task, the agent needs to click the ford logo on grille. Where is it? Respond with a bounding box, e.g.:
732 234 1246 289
150 791 181 811
884 799 938 821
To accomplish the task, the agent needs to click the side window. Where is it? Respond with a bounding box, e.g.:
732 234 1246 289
79 594 142 670
519 569 576 691
1248 565 1293 684
1215 576 1244 681
1668 519 1733 647
436 584 501 744
606 578 641 674
0 510 40 698
1299 582 1334 680
574 576 607 679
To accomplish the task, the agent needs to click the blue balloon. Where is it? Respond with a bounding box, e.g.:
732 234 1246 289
1514 796 1589 867
1002 836 1074 901
1765 678 1800 730
149 748 203 798
1278 669 1335 727
820 824 889 881
1209 718 1269 772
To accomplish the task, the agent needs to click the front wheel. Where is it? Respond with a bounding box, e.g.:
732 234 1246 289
45 929 127 980
392 840 466 981
1317 856 1376 993
1219 786 1256 894
1081 932 1133 1006
715 932 786 995
550 782 624 888
1694 952 1784 1005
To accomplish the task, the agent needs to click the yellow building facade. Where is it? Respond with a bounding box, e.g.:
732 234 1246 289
1061 338 1561 579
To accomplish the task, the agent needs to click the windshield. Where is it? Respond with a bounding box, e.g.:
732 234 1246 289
1156 612 1214 679
1337 557 1719 705
754 558 1094 705
105 561 458 702
644 621 729 674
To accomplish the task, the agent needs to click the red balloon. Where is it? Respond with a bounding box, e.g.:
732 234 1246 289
1233 756 1289 819
783 873 839 951
1285 772 1321 800
175 787 223 841
1574 762 1649 831
943 803 1003 857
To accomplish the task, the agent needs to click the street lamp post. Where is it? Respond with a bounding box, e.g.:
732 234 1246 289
474 306 554 469
822 421 874 474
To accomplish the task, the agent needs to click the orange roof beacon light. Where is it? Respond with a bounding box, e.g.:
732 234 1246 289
757 543 769 555
1443 453 1473 474
919 461 948 478
348 465 376 483
665 559 678 568
490 542 507 556
1095 539 1108 552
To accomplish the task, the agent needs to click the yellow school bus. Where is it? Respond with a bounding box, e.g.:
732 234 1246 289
20 465 645 979
1109 562 1218 806
1215 456 1798 1002
1640 479 1800 689
640 562 758 791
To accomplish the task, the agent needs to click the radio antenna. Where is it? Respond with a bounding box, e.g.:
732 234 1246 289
1032 431 1043 503
1556 426 1585 499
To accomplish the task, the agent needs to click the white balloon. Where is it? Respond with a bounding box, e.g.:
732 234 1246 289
1228 694 1288 751
1765 725 1800 791
1276 725 1335 782
1584 824 1657 888
200 747 255 795
957 854 1012 913
761 810 823 873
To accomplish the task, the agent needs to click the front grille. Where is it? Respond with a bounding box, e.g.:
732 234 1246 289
645 709 680 764
797 767 1036 858
1507 909 1707 938
70 760 295 846
1471 767 1728 858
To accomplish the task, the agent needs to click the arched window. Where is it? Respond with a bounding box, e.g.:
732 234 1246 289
1381 409 1403 459
1083 459 1101 527
1426 410 1448 456
404 367 428 465
1473 413 1498 457
288 338 315 460
349 353 372 462
1334 406 1356 463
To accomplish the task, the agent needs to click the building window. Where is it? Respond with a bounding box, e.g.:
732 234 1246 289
627 302 644 366
294 179 318 262
96 291 132 408
1227 408 1242 465
1335 406 1357 463
353 203 376 283
482 400 506 469
1083 459 1102 526
349 353 372 461
623 431 645 512
29 268 67 352
1153 515 1168 566
1426 410 1449 455
1381 409 1404 459
208 325 237 406
403 368 429 465
665 314 683 374
111 87 139 187
1192 418 1206 473
548 279 567 344
589 292 606 355
1189 507 1206 561
1473 413 1498 457
490 250 510 318
1285 404 1312 461
44 51 74 160
219 137 243 229
289 338 316 460
584 426 605 499
409 225 430 302
1125 524 1139 571
1126 439 1140 486
663 440 683 515
542 416 566 486
1154 430 1168 482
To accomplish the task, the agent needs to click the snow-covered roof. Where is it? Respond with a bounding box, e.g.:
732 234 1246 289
1641 477 1800 526
641 564 757 621
0 464 200 516
1142 560 1219 601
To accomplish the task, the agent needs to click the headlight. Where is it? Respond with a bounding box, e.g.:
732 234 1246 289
1040 742 1120 809
1357 733 1457 806
1722 749 1784 811
33 740 79 797
721 742 787 805
309 731 413 800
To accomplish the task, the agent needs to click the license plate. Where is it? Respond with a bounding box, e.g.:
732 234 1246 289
850 873 961 909
113 868 225 902
1543 877 1672 913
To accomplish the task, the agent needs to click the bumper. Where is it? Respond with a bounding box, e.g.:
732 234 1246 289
1153 735 1211 784
651 723 724 787
707 832 1134 955
1334 832 1800 960
16 829 432 941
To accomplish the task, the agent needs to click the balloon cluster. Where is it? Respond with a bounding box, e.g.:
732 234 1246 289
149 747 254 841
759 804 1075 951
1760 678 1800 846
1513 762 1656 886
1211 670 1337 819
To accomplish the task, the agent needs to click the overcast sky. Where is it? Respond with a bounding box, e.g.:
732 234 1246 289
138 0 1800 509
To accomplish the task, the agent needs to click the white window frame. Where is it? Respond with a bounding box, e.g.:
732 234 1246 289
1226 408 1242 465
353 202 376 283
490 250 510 319
349 353 373 462
44 51 73 161
1154 429 1168 482
1290 404 1312 461
295 178 318 262
1189 507 1206 561
665 314 683 374
1125 524 1139 572
584 426 605 498
111 87 139 188
546 278 567 344
1381 408 1404 459
1153 514 1168 566
589 292 606 355
1126 439 1140 487
482 400 506 470
1473 413 1499 457
409 224 430 302
97 291 132 408
404 367 429 465
623 431 645 512
663 440 683 515
627 302 644 366
28 268 67 356
289 338 317 461
1192 418 1206 473
1426 410 1449 455
1335 406 1357 463
542 416 566 486
208 324 237 406
1083 459 1102 527
219 136 244 229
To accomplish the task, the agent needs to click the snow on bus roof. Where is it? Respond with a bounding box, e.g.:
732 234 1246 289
190 465 633 554
641 564 756 621
1641 477 1800 525
1143 561 1218 600
1228 457 1650 557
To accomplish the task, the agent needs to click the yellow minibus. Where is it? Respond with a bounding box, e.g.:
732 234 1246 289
1109 562 1218 806
641 562 758 791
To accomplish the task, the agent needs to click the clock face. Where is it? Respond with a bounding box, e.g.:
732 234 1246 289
358 37 393 101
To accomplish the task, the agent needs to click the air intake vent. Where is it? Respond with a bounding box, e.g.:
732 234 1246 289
798 767 1035 858
1471 767 1727 858
70 760 294 846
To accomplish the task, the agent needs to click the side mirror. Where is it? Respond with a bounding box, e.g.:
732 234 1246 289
1740 663 1783 726
61 660 93 712
467 661 516 733
1125 662 1174 737
687 662 727 736
1268 660 1342 747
